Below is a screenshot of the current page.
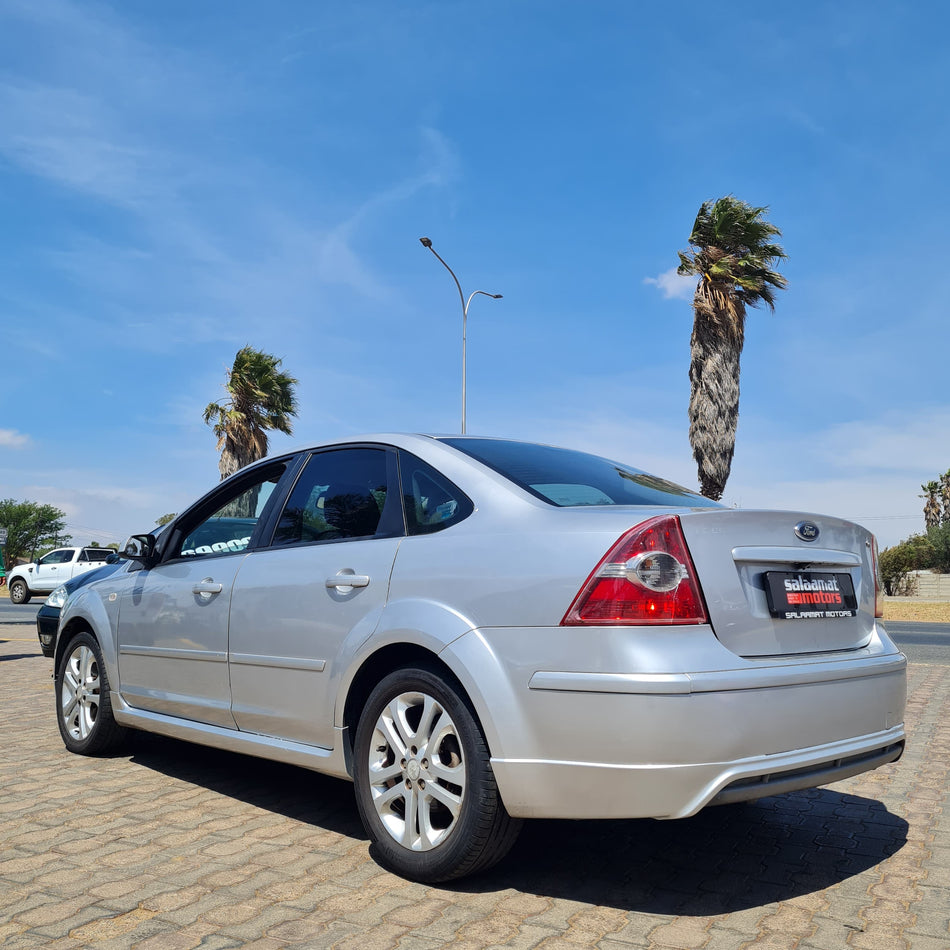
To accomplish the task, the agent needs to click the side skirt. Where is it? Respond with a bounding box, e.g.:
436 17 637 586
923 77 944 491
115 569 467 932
112 693 352 781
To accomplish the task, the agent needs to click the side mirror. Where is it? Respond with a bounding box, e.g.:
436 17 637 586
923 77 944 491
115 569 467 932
120 534 157 565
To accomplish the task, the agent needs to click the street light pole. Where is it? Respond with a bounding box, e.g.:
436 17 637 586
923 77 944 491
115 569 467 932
419 237 502 434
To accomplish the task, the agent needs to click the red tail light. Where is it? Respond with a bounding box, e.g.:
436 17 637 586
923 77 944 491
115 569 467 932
871 535 884 618
562 515 708 625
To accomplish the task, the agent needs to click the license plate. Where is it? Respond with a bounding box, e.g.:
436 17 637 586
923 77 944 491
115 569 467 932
765 571 858 619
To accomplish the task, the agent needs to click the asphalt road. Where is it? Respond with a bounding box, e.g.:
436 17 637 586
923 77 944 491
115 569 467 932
884 620 950 665
0 600 39 625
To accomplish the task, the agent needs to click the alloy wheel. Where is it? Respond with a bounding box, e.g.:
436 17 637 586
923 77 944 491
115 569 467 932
366 689 465 851
61 643 101 742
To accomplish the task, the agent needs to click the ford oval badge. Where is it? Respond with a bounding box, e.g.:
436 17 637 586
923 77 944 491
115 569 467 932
795 521 820 542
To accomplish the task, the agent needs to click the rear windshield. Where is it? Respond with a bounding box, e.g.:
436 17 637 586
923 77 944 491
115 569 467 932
440 438 721 509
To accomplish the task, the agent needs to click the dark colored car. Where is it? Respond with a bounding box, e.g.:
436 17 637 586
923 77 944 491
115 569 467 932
36 559 124 657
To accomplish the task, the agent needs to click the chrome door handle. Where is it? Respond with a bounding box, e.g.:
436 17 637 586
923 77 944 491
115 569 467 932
326 573 370 591
193 580 224 595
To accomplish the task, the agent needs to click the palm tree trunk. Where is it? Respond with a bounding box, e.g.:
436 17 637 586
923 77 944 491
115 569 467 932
688 286 746 501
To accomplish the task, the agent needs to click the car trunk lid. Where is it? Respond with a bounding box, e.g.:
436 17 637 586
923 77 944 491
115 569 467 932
678 508 877 657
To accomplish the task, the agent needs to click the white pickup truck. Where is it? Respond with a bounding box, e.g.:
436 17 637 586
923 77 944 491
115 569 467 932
7 547 116 604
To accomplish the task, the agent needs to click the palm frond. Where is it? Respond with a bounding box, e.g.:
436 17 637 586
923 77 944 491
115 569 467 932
205 346 299 480
679 195 788 314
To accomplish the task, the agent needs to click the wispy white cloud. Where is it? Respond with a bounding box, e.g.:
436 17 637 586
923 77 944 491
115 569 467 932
312 126 460 299
0 429 31 449
0 81 160 207
814 410 950 476
721 408 950 547
644 267 694 301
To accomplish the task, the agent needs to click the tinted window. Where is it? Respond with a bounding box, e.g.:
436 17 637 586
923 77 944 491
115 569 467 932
440 438 720 509
39 549 73 565
399 451 473 535
177 466 285 558
273 447 396 545
80 549 112 563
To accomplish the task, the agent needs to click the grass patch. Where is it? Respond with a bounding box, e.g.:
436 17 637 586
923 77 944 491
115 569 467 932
883 600 950 623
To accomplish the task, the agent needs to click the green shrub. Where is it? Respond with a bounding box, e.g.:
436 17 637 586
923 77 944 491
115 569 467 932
879 534 934 595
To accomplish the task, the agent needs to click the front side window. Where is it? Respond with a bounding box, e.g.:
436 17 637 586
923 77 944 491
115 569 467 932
440 438 721 509
272 447 397 546
39 549 74 565
176 465 286 559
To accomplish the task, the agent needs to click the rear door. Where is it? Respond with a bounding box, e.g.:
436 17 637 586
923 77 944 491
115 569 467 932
228 445 403 747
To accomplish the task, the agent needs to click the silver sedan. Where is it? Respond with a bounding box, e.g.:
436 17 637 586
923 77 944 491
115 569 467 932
54 435 906 882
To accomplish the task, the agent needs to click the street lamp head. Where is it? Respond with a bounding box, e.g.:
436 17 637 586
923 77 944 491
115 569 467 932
419 237 433 248
491 294 503 299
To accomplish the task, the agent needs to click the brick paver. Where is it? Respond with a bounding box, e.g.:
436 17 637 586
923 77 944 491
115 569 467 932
0 626 947 949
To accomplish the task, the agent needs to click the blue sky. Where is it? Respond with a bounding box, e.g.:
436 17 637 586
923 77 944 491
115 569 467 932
1 0 947 550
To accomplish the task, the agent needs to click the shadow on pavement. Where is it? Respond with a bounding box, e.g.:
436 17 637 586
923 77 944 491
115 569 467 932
129 733 906 913
130 733 367 841
473 792 907 913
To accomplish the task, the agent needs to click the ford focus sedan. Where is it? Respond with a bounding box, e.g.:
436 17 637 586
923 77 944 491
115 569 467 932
54 435 906 882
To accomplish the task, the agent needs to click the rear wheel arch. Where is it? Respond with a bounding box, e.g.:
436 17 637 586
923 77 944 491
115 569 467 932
342 645 479 770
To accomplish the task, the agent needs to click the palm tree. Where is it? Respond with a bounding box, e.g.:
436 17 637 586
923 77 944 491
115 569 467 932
203 346 298 481
676 196 788 500
940 470 950 526
921 481 941 529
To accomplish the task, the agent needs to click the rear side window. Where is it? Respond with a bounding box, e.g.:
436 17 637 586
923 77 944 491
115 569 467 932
440 438 720 509
399 452 473 535
272 447 399 545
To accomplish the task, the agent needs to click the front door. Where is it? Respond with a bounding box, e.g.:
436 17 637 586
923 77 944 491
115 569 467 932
32 549 76 592
116 462 289 727
116 557 244 726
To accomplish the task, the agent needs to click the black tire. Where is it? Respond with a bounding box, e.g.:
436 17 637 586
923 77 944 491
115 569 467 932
9 578 30 605
56 631 130 755
352 666 522 882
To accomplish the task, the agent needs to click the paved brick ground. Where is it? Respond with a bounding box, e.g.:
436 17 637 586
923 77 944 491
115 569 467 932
0 626 947 949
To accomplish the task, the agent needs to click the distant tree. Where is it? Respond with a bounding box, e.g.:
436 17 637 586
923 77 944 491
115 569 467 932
155 513 177 527
940 469 950 526
203 346 298 481
879 534 934 595
921 480 942 529
926 523 950 574
0 499 69 569
677 196 787 500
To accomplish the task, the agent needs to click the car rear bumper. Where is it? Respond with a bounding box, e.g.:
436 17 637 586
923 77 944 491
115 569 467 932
491 725 905 819
446 624 907 820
